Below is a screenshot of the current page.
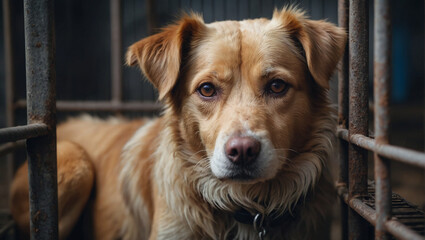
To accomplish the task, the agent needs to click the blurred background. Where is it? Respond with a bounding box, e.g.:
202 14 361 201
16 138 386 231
0 0 423 238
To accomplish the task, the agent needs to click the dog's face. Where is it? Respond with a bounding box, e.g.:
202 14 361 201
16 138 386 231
181 19 315 182
127 9 346 183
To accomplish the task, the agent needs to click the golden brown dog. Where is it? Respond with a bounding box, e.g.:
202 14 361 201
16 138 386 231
11 7 346 240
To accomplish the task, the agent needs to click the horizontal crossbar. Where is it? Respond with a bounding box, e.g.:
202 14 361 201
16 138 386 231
338 128 425 169
0 123 49 144
15 99 162 112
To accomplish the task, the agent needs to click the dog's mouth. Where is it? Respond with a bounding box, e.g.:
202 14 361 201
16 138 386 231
217 166 266 183
212 162 278 184
228 172 254 181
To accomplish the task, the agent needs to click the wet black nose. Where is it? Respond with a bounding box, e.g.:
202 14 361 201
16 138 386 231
225 136 261 165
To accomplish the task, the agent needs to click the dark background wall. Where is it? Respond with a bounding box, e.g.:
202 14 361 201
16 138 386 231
0 0 423 123
0 0 424 211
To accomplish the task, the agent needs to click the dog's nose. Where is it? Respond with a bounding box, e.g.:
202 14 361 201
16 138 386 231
225 136 261 165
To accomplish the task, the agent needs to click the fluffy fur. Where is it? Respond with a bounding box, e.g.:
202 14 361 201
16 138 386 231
11 7 346 240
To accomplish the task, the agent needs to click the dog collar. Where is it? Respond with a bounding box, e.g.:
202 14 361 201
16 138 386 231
233 207 298 239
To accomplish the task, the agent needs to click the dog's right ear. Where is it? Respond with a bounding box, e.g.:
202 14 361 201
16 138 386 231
272 8 347 89
126 14 205 100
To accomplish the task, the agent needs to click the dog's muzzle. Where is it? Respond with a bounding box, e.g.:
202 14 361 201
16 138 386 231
211 131 278 181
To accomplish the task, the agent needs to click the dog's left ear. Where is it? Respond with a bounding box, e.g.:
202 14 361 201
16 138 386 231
126 14 205 99
273 9 347 89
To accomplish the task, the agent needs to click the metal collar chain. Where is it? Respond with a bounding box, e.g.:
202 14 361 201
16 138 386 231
233 203 300 239
253 213 268 240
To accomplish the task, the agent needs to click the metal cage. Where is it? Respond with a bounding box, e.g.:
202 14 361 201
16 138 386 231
337 0 425 239
0 0 425 239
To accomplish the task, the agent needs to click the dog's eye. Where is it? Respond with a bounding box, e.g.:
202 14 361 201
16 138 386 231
267 79 289 96
197 83 216 98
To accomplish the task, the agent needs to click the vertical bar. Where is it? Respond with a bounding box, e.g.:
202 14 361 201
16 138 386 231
146 0 156 35
110 0 122 103
348 0 369 239
23 0 58 239
338 0 349 239
2 0 14 129
374 0 391 239
2 0 15 202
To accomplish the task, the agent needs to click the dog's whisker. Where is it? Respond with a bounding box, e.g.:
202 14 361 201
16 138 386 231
193 157 210 169
182 149 208 164
273 148 299 154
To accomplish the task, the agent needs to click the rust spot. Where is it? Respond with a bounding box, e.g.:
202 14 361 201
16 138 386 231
33 210 40 222
35 42 42 48
28 114 38 122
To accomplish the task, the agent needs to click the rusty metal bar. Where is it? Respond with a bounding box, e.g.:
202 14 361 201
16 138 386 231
385 220 425 240
338 129 425 169
374 0 392 239
0 124 49 144
338 0 349 184
0 140 25 157
338 189 425 240
385 219 425 240
110 0 122 103
338 0 349 239
23 0 58 239
15 99 162 112
348 0 369 239
344 195 376 226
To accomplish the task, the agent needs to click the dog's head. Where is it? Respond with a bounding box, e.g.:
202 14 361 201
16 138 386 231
127 8 346 184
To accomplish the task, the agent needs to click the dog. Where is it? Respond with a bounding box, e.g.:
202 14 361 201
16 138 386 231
10 7 346 240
